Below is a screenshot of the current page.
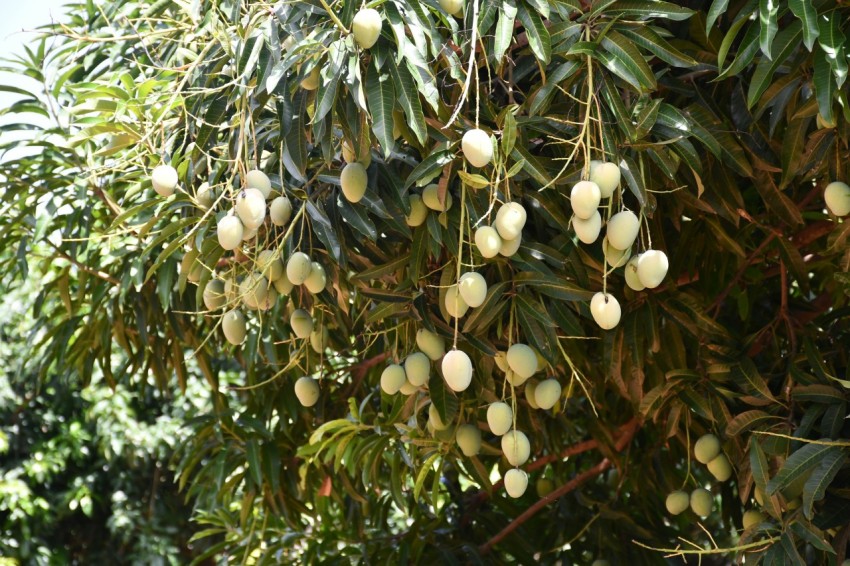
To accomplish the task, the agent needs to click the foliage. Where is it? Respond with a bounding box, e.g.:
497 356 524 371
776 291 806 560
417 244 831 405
0 274 211 564
1 0 849 563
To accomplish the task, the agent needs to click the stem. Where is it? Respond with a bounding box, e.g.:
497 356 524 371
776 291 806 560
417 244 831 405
479 418 640 554
318 0 350 34
443 0 480 129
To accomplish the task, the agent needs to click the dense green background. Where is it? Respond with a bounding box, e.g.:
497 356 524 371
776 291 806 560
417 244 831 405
1 0 849 563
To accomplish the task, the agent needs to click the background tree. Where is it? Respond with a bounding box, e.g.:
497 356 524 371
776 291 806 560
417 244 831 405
1 0 849 563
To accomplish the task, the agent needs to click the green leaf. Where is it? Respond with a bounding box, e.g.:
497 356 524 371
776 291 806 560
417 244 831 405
283 92 309 181
429 372 458 424
600 30 656 91
726 410 781 436
517 0 551 65
314 42 346 123
605 1 695 21
501 109 517 157
529 59 580 116
803 449 847 519
747 21 803 108
620 26 697 68
404 150 453 189
706 0 730 34
789 0 819 51
306 200 343 265
734 358 778 402
366 65 396 159
813 48 835 123
789 522 836 554
246 439 263 489
513 272 593 301
194 95 228 152
414 452 441 501
493 0 518 66
717 21 760 80
509 145 553 187
751 438 781 517
780 117 810 186
619 155 647 208
817 11 848 88
717 14 751 70
758 0 779 59
766 443 838 495
387 58 427 145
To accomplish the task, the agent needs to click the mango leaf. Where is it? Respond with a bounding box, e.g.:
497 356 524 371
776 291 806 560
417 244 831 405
766 443 838 495
366 65 396 158
620 26 697 68
726 410 781 436
803 449 847 519
493 0 518 66
817 11 848 88
747 21 803 108
600 31 656 91
605 1 695 20
517 0 551 65
619 155 647 207
387 57 427 145
813 48 835 123
429 372 458 424
758 0 779 59
404 150 454 188
706 0 730 34
788 0 819 50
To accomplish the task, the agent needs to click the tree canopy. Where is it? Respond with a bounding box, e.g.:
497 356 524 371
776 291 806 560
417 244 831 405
1 0 849 563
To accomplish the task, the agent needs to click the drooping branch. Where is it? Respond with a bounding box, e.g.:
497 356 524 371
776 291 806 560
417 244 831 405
478 418 641 555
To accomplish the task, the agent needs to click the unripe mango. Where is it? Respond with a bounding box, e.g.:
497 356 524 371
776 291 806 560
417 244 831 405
290 309 313 339
637 250 669 289
380 364 407 395
474 226 502 258
303 262 326 294
152 165 178 197
222 309 246 345
286 252 313 285
444 284 470 318
352 9 382 49
589 161 620 198
506 343 537 379
590 292 621 330
422 184 452 211
694 434 720 464
217 215 244 250
501 430 530 467
442 349 473 392
462 129 493 168
340 162 368 203
203 280 227 310
456 424 482 456
572 211 601 244
690 488 713 517
235 188 266 230
606 210 640 251
504 468 528 498
294 376 319 407
534 378 562 410
495 202 527 240
405 194 428 227
666 490 690 515
269 196 292 226
707 454 732 482
458 272 487 308
245 169 272 199
487 402 512 436
570 180 601 219
416 328 446 361
404 352 430 386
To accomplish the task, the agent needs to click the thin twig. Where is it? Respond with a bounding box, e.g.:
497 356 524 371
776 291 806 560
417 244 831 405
478 418 640 554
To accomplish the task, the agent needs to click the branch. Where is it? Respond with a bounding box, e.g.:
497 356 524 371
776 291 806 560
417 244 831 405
478 418 640 555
